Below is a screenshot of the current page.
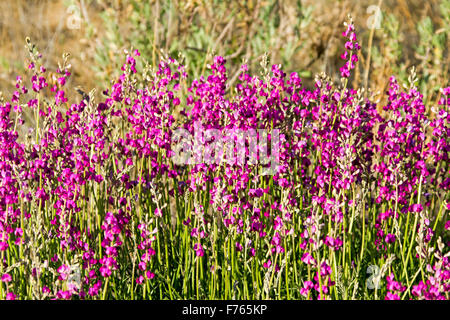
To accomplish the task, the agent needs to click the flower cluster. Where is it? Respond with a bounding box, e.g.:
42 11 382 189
0 18 448 300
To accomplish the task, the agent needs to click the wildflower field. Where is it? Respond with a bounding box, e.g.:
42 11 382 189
0 0 449 300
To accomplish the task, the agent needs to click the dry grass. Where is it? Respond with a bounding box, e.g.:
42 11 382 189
0 0 448 103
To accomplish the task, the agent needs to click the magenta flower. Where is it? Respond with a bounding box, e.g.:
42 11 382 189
99 266 112 277
385 234 396 244
193 243 204 257
263 260 272 269
385 292 400 300
6 292 16 300
154 208 162 217
301 253 316 266
57 265 70 281
1 273 12 283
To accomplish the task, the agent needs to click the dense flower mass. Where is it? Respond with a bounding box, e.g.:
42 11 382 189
0 19 448 300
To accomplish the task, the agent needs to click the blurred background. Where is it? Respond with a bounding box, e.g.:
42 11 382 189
0 0 448 107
